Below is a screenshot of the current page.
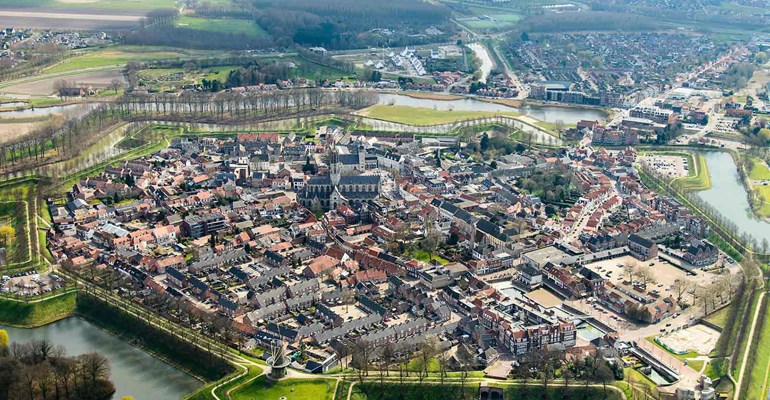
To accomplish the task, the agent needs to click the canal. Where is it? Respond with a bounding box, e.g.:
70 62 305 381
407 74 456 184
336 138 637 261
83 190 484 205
696 151 770 243
1 318 203 400
377 93 608 124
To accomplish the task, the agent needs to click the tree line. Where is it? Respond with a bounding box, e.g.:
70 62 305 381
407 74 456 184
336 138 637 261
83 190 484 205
0 333 115 400
126 0 452 51
0 89 376 177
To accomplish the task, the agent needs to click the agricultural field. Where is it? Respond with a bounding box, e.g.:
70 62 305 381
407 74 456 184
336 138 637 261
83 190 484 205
176 16 267 37
359 104 520 125
0 69 125 96
0 0 178 11
45 46 219 74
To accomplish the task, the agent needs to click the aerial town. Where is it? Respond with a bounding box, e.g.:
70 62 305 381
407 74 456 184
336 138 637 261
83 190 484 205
1 1 770 400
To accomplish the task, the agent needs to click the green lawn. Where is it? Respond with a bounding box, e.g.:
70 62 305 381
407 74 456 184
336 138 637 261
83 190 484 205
704 306 731 329
407 249 450 265
749 157 770 181
230 376 334 400
753 185 770 217
687 359 704 372
176 16 268 37
360 105 520 126
0 292 77 328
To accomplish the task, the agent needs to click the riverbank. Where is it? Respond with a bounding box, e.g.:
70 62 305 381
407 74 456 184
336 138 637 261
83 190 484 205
0 290 76 328
399 91 463 101
76 292 234 382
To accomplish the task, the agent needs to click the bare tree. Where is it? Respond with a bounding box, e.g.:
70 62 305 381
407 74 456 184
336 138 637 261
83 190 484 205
109 79 123 94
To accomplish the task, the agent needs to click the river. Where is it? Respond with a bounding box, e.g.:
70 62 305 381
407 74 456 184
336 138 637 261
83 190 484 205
1 318 202 400
377 93 607 124
697 151 770 243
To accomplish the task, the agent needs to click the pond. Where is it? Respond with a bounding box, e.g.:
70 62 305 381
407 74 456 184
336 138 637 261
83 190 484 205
696 151 770 243
376 93 607 124
1 318 203 400
468 43 494 82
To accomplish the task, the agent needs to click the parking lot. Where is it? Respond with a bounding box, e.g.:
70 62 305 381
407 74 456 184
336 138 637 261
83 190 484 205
584 255 717 305
639 154 689 178
569 255 732 341
1 271 62 296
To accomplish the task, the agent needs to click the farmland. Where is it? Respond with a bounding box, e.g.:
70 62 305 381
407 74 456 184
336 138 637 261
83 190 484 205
176 16 268 37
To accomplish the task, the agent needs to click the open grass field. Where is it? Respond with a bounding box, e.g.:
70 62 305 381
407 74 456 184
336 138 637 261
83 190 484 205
749 156 770 181
0 291 77 328
176 16 267 37
359 104 520 125
230 376 334 400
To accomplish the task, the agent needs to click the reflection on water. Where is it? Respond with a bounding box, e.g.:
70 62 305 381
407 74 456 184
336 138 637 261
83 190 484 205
1 318 202 400
0 103 98 118
696 151 770 243
377 93 607 124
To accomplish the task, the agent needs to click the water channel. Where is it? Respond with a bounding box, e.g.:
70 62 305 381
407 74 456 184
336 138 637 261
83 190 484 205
696 151 770 244
0 103 98 118
1 318 202 400
376 93 607 124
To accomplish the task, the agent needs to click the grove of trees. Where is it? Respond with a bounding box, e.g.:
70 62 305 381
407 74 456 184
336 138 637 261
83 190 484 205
0 333 115 400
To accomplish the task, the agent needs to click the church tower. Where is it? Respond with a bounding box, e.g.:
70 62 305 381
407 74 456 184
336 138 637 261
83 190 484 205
330 148 341 186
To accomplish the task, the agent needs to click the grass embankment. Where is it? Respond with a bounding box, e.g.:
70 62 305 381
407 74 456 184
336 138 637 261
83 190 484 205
704 306 731 329
350 382 622 400
672 151 712 191
0 291 76 328
77 292 233 382
359 104 521 125
230 376 335 400
742 293 770 400
400 92 464 101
